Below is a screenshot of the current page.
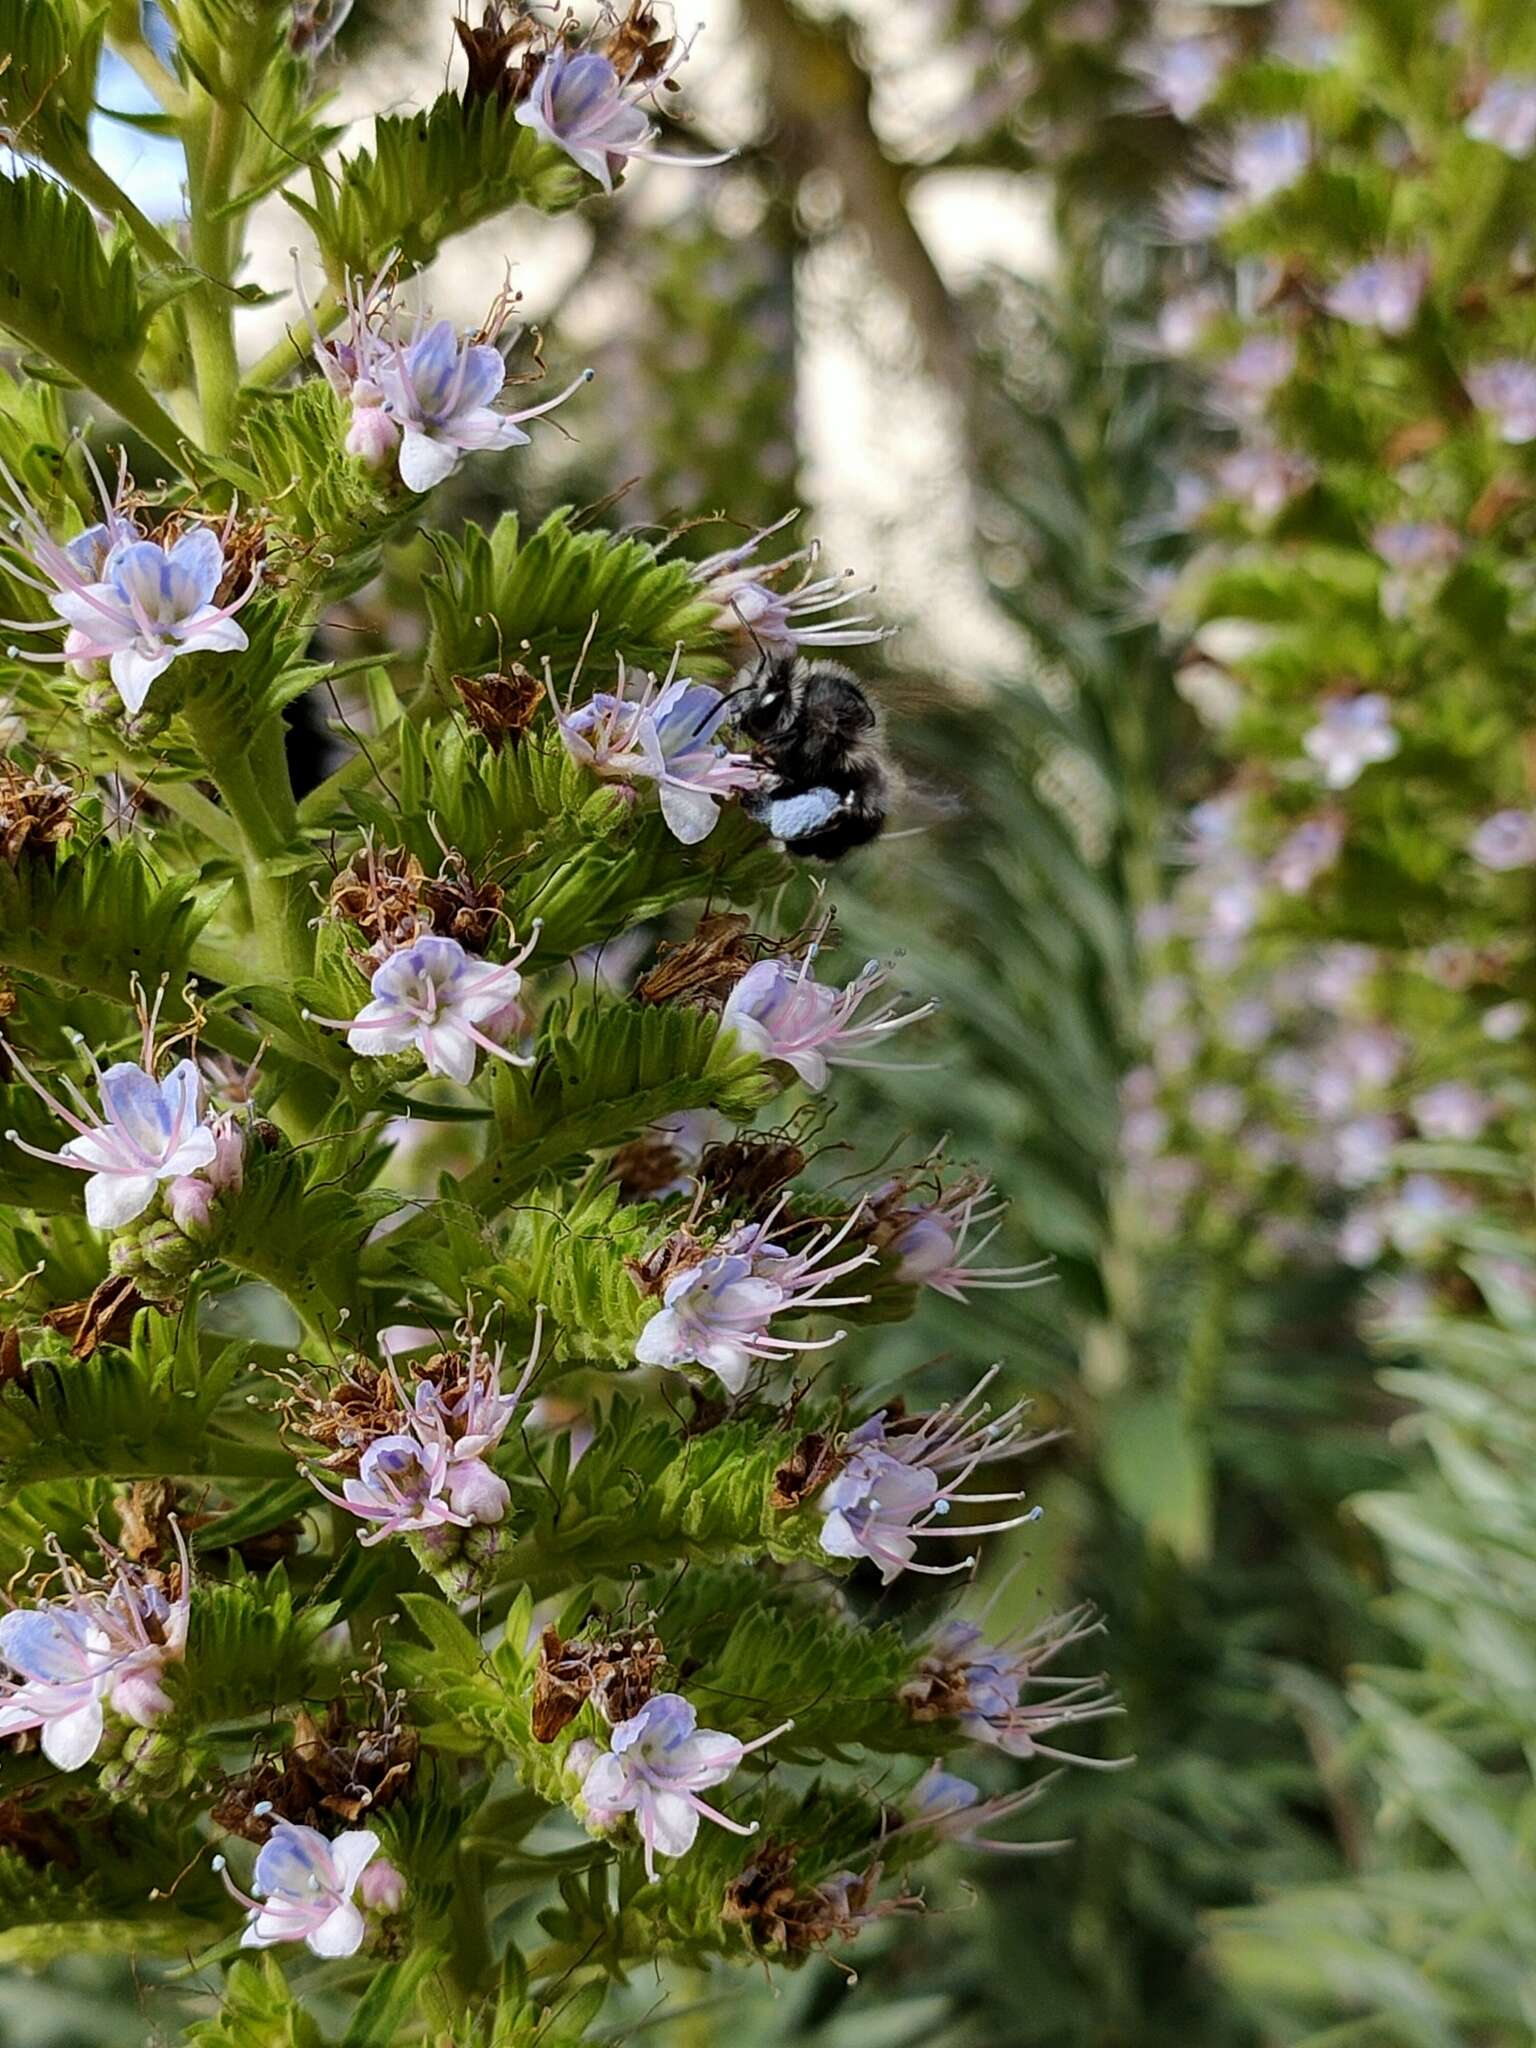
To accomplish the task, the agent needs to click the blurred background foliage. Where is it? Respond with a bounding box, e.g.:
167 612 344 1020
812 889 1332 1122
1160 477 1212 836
12 0 1536 2040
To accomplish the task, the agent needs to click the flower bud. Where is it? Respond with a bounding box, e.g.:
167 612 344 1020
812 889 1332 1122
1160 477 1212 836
358 1857 407 1913
345 381 400 470
445 1457 511 1525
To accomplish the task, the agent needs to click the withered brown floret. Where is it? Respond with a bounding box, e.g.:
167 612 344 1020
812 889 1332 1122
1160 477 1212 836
0 764 76 865
634 913 756 1011
531 1623 667 1741
769 1430 843 1510
453 663 544 750
212 1700 419 1841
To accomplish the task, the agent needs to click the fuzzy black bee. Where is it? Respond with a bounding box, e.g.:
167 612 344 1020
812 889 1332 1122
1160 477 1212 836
733 654 890 860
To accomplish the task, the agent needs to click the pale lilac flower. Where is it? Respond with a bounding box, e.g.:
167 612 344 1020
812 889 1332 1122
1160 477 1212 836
5 1047 217 1231
0 1609 113 1770
1215 334 1297 411
1311 945 1378 1010
1157 289 1224 357
1388 1174 1471 1256
1229 119 1311 207
306 1433 470 1546
1468 809 1536 872
1468 360 1536 443
904 1609 1119 1763
876 1178 1053 1302
1 473 256 713
1219 998 1275 1052
907 1767 980 1822
1323 257 1427 335
720 953 935 1090
376 320 594 493
554 660 765 845
1465 76 1536 158
1270 812 1344 894
405 1316 542 1524
634 1207 875 1393
1372 522 1461 573
1484 999 1530 1042
1302 695 1399 790
1215 443 1314 519
527 1392 597 1469
514 48 733 192
357 1858 406 1914
0 1530 190 1769
575 1692 791 1881
820 1368 1046 1585
1121 1105 1168 1159
893 1768 1070 1856
216 1822 380 1957
1373 522 1462 618
1160 182 1231 244
306 930 539 1085
1411 1082 1491 1142
693 512 887 651
1338 1203 1388 1268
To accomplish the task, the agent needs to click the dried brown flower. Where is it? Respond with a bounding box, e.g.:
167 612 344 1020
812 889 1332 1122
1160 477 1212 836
698 1134 807 1216
0 764 76 865
531 1623 667 1741
420 852 504 952
212 1700 419 1842
769 1431 842 1510
325 844 428 961
634 913 755 1011
627 1228 709 1298
41 1275 149 1361
604 2 675 90
453 663 545 750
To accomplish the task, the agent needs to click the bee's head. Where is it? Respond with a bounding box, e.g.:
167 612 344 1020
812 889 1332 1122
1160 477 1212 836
734 653 801 742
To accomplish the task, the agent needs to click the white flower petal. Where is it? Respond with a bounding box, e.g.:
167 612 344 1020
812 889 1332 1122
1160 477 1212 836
84 1171 160 1231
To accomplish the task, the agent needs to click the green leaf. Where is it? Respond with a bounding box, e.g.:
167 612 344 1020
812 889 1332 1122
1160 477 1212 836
285 94 589 282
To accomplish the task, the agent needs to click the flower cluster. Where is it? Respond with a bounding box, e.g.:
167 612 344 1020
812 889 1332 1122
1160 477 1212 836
0 1529 189 1772
569 1692 791 1881
314 272 595 493
302 1319 541 1549
634 1204 875 1393
1 454 256 716
720 950 936 1089
818 1368 1047 1584
306 929 539 1084
552 656 765 844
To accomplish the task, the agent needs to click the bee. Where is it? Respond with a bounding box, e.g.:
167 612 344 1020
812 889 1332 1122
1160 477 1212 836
733 654 890 860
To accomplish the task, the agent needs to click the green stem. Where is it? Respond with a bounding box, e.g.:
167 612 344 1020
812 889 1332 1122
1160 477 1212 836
180 696 311 984
183 97 247 453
